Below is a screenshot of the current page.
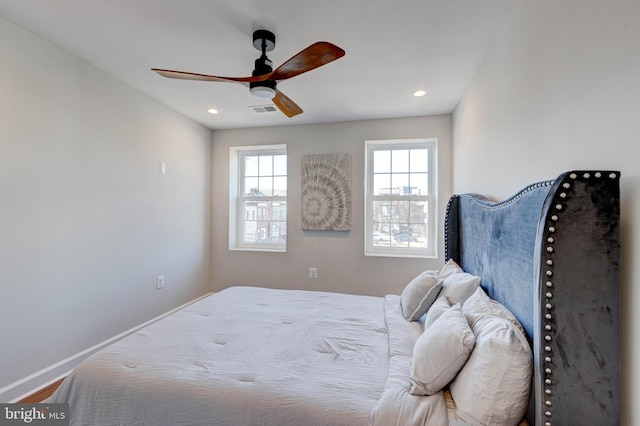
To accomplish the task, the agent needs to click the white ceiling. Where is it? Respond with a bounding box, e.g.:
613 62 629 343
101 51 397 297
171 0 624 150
0 0 515 130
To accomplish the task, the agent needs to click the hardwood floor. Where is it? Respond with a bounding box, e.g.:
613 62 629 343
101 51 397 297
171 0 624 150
18 378 65 403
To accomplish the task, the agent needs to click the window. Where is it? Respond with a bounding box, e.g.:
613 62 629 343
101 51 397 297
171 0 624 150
229 144 287 252
365 139 437 258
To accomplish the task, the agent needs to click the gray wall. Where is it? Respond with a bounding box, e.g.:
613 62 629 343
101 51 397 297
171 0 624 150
452 0 640 424
211 116 452 297
0 15 212 394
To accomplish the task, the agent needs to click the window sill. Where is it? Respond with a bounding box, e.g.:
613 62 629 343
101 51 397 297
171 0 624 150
229 247 287 253
364 250 436 259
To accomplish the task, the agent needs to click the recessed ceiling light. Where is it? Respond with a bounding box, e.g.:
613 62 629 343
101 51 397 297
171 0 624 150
207 108 219 114
414 90 427 97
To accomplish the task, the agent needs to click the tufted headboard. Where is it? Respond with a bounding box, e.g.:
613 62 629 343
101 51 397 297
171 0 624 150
444 171 620 425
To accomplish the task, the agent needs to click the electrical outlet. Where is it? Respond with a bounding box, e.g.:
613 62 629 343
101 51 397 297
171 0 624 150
156 275 165 290
159 161 166 175
309 268 318 279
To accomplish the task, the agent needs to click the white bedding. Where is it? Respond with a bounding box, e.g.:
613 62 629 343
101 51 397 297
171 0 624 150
48 286 447 426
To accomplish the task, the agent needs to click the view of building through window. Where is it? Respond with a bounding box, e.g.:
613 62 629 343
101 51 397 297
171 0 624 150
365 139 436 257
372 148 429 248
240 153 287 245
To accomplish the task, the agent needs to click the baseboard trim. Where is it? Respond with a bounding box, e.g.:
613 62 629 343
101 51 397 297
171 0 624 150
2 293 212 403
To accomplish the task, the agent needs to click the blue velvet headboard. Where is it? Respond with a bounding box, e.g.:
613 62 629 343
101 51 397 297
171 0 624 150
444 171 620 426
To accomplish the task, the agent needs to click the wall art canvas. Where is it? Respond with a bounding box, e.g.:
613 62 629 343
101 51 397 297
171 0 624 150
301 153 352 231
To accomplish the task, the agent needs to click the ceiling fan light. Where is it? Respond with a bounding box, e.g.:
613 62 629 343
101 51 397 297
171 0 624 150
250 85 276 99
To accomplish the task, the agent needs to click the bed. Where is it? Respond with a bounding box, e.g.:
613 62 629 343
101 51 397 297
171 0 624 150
48 170 620 426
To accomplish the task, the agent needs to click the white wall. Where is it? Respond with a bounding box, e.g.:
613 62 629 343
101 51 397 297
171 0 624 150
211 116 452 297
0 15 212 397
452 0 640 424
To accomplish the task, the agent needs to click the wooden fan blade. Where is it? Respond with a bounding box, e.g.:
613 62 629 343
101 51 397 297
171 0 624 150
272 90 303 117
152 68 269 84
270 42 345 81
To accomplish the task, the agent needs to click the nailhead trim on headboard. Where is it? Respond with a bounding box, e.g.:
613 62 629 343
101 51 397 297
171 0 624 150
443 195 456 262
539 170 618 426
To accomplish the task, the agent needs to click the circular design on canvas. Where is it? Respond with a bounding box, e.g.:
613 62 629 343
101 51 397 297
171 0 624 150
301 154 351 231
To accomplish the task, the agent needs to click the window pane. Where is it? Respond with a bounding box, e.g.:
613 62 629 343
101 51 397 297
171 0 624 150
390 200 409 223
391 149 409 173
372 200 399 247
410 149 429 173
259 176 273 196
409 201 428 226
270 221 287 242
373 173 391 195
244 177 259 196
410 172 429 195
259 155 273 176
241 200 287 244
273 155 287 176
242 200 258 242
244 156 259 177
243 222 258 242
273 176 287 196
272 201 287 221
373 227 392 246
391 224 426 247
373 201 392 230
391 173 410 194
374 150 391 173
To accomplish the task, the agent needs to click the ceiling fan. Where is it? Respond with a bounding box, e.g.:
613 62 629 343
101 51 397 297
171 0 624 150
151 30 345 118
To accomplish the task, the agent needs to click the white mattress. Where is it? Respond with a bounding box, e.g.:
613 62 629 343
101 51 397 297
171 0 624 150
48 286 447 425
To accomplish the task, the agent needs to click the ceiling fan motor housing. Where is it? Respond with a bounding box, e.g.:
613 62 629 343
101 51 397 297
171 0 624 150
250 30 277 97
250 56 276 96
252 56 273 76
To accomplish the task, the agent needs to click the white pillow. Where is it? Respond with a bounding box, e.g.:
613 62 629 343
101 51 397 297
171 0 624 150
439 258 463 279
438 271 481 305
462 286 526 334
409 304 475 396
400 270 442 321
424 295 451 328
449 315 532 426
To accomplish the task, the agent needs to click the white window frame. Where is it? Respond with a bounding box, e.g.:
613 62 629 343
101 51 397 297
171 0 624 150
364 138 437 258
229 144 287 252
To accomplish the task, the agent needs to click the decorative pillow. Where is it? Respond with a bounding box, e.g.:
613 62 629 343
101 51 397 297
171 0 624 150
424 295 451 328
438 270 481 306
400 270 442 321
462 286 526 334
439 258 463 280
409 303 475 396
449 315 532 426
